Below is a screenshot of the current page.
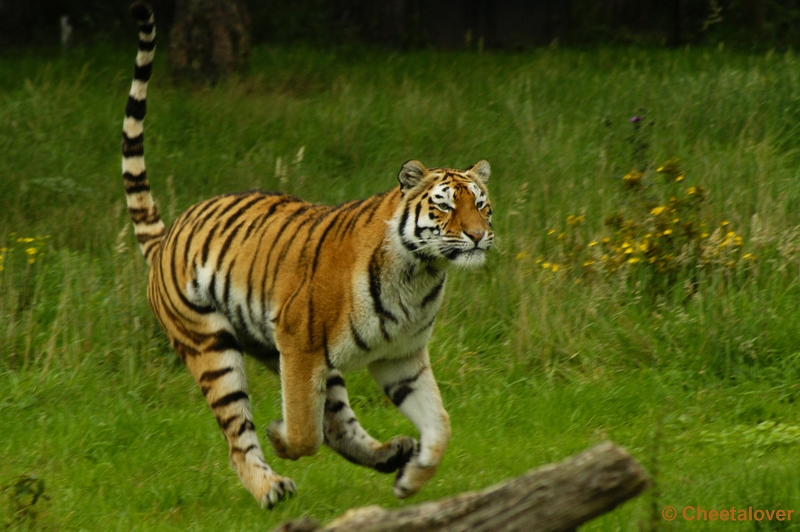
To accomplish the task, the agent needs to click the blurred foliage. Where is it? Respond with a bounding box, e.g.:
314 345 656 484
3 474 49 527
570 0 800 48
697 421 800 458
0 0 176 47
4 0 800 50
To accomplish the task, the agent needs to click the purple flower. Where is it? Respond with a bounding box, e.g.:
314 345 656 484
629 116 643 123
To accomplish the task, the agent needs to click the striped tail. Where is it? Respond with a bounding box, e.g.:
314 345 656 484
122 1 165 265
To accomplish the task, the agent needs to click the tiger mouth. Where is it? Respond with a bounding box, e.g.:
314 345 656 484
443 246 488 261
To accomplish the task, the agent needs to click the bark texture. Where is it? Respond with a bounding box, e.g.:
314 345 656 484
169 0 250 83
271 441 650 532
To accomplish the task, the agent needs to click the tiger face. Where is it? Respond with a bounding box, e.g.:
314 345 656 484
396 160 493 267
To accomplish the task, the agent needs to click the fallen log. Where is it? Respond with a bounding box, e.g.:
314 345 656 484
271 440 650 532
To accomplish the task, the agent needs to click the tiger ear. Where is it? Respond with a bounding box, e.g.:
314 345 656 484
398 160 428 193
467 160 490 184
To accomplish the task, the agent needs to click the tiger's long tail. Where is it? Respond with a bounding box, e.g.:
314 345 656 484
122 1 165 265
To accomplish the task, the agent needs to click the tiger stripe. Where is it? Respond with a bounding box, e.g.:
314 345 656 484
121 1 493 510
122 1 164 265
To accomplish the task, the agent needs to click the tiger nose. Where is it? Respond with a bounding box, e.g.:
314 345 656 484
465 229 485 243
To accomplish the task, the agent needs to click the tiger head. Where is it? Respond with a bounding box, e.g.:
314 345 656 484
395 160 493 268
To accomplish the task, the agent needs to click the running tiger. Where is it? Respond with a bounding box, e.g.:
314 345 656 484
123 2 493 508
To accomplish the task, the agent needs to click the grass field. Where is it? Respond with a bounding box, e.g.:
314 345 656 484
2 41 800 530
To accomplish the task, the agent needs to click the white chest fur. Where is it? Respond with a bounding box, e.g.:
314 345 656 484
330 256 446 371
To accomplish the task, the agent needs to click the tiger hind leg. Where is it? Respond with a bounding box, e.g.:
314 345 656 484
175 321 295 508
322 370 416 473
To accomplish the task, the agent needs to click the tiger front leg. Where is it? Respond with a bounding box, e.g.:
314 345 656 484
369 349 451 499
267 347 327 460
323 369 416 473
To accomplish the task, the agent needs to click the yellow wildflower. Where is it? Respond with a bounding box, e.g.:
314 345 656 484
628 257 641 264
657 157 681 175
566 215 585 226
675 175 685 182
687 186 697 195
16 237 34 243
25 247 37 255
743 253 756 260
588 241 598 247
623 170 643 188
664 229 673 235
651 206 666 216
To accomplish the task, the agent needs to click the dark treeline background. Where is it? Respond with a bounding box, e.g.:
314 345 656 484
2 0 799 50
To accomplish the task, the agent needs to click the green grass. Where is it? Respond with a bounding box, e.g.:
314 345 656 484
2 43 800 530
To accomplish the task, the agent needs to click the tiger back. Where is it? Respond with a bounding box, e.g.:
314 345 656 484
123 2 493 508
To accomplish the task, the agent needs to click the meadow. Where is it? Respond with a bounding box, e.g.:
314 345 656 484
2 41 800 530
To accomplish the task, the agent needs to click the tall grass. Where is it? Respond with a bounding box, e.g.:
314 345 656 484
1 44 799 529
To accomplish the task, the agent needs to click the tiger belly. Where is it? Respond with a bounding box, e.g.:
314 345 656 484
186 267 277 341
185 267 439 372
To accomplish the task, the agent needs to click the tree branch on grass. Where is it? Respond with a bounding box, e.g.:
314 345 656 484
271 440 650 532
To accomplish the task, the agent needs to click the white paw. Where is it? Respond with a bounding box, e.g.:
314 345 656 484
393 460 437 499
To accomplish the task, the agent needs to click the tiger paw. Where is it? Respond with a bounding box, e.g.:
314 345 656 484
267 420 291 459
235 459 296 509
257 473 296 509
373 436 416 474
267 419 321 460
393 459 438 499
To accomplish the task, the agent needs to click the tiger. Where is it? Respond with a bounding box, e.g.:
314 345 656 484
122 2 493 508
